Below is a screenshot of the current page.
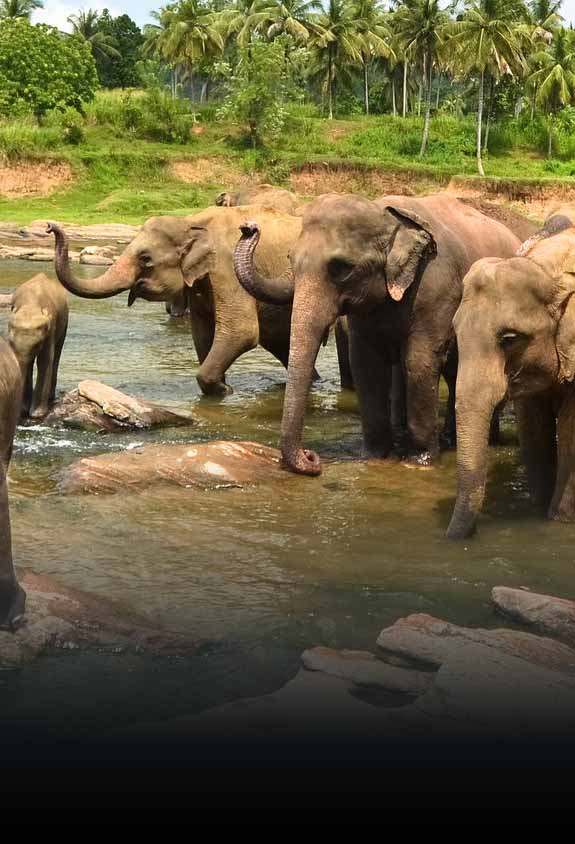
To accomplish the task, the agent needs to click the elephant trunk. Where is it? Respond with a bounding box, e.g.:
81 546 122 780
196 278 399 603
233 222 295 306
48 223 137 299
447 359 507 539
280 281 338 476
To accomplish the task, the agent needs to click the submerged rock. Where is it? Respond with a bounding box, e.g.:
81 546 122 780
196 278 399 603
492 586 575 645
43 380 196 433
301 646 432 694
0 568 199 668
79 246 115 266
59 439 285 494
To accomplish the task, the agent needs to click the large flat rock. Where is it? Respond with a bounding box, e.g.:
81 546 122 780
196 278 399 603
44 380 196 433
492 586 575 645
376 613 575 674
58 439 286 494
0 220 139 243
0 569 199 668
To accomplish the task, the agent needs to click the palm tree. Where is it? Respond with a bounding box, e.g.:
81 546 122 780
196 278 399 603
307 0 364 119
353 0 394 115
445 0 528 175
528 27 575 156
252 0 322 43
0 0 43 18
143 5 183 98
67 9 121 63
525 0 563 44
394 0 448 156
166 0 225 99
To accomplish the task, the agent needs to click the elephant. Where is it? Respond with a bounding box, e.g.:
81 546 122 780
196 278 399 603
7 273 69 419
233 192 524 475
447 214 575 538
215 184 298 216
48 207 351 396
0 337 26 630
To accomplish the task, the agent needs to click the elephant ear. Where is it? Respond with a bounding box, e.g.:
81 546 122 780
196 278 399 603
180 226 215 286
384 205 437 302
556 288 575 382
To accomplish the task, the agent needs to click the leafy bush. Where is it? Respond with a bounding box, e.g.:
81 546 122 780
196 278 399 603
0 19 98 119
85 88 194 143
0 119 60 159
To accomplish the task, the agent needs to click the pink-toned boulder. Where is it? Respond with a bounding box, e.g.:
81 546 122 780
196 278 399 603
0 568 199 667
58 440 285 494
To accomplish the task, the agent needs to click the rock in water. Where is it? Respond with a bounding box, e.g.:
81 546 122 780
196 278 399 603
492 586 575 645
79 246 115 266
301 646 433 694
58 440 285 494
0 568 199 668
43 380 196 433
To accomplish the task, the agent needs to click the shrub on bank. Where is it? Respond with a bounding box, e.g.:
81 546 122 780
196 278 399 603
85 89 195 143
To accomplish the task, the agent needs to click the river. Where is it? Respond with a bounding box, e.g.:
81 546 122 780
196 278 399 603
1 258 574 743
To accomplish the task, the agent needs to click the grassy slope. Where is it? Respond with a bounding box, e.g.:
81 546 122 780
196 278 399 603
1 112 575 225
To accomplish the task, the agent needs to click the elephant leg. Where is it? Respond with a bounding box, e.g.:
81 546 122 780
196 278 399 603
197 326 257 396
390 363 408 452
0 463 26 631
547 392 575 521
30 339 55 419
49 328 67 404
516 394 557 512
189 309 215 366
335 318 354 391
440 348 457 449
20 361 33 419
404 337 442 465
348 314 393 458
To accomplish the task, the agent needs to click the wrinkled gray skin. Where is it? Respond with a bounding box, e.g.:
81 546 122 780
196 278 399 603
0 338 26 630
234 193 522 475
8 273 69 419
215 184 298 216
448 215 575 539
48 207 342 396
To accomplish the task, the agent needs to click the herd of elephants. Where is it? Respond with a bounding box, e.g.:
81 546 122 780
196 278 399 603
1 180 575 633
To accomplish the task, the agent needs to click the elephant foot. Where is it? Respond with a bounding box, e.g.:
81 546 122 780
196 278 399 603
402 451 437 470
197 375 233 397
29 406 49 421
0 583 27 632
440 428 457 450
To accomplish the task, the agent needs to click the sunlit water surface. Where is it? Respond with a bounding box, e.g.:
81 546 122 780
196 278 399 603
1 260 574 740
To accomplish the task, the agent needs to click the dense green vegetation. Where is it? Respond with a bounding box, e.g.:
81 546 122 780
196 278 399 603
1 1 575 225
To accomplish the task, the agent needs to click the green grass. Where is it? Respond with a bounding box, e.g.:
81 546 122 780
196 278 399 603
2 93 575 226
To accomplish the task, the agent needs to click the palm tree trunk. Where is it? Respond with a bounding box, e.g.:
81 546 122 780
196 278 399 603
548 118 553 158
482 75 494 153
477 70 485 177
363 60 369 115
392 76 396 117
531 82 538 121
419 49 433 158
435 69 442 110
328 48 334 120
403 60 408 117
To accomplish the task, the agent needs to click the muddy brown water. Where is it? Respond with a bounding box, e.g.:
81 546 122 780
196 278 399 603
1 259 574 743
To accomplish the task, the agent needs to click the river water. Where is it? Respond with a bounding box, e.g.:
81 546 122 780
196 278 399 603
1 258 574 742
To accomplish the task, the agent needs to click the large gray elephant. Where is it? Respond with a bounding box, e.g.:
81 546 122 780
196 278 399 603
234 193 524 474
215 184 298 215
447 215 575 538
48 207 309 396
0 337 26 630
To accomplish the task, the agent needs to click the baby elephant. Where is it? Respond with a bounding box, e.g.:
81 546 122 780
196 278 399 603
8 273 68 419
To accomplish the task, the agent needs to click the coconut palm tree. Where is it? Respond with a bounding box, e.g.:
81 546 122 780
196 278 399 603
445 0 529 175
251 0 322 43
307 0 364 119
143 6 183 98
528 26 575 156
394 0 448 156
67 9 121 63
353 0 394 115
166 0 225 98
0 0 42 18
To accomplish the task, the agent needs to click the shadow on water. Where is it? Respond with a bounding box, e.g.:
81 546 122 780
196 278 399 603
2 259 575 739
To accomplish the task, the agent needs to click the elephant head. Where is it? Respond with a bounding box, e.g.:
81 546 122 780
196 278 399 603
233 193 437 475
447 221 575 539
48 215 213 305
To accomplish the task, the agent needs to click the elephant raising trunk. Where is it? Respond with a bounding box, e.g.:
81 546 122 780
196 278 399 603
233 222 295 306
48 223 137 299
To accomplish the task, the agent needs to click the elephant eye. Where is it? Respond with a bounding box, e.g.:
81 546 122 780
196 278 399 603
499 331 526 346
139 251 154 268
328 257 354 285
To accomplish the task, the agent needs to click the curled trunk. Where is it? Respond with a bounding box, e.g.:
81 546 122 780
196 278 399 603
233 222 294 306
48 223 136 299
